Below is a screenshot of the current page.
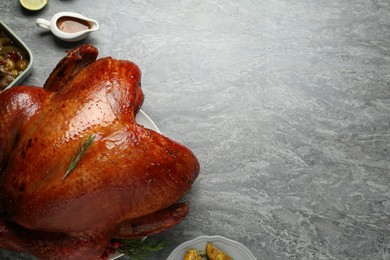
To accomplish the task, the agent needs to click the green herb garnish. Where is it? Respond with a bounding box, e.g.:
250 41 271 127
64 135 96 179
113 238 166 260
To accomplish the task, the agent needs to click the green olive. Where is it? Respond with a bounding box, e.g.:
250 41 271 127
5 59 15 71
16 59 28 71
11 69 19 78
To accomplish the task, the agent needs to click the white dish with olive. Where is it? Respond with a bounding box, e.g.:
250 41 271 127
0 20 33 91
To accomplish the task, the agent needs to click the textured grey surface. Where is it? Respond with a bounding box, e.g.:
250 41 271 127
1 0 390 259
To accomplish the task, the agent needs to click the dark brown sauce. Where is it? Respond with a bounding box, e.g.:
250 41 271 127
56 16 91 33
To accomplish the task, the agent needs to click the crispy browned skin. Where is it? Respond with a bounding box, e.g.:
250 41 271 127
0 44 200 259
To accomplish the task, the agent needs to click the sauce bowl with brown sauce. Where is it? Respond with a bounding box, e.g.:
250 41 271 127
36 12 99 42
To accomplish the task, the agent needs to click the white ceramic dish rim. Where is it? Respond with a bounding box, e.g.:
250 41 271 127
167 235 257 260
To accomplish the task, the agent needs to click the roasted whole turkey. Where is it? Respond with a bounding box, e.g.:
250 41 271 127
0 44 200 259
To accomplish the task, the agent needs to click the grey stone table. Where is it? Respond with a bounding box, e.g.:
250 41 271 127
1 0 390 259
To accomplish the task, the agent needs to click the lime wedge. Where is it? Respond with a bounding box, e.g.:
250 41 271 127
20 0 48 11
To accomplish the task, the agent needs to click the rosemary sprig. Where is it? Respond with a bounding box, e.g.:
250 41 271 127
64 135 96 179
113 238 166 260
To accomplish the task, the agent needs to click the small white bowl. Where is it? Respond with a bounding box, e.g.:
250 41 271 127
167 235 257 260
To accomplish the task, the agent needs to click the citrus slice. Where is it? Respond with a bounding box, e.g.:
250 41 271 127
20 0 48 11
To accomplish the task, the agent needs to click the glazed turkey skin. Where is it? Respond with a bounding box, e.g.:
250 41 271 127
0 44 199 259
